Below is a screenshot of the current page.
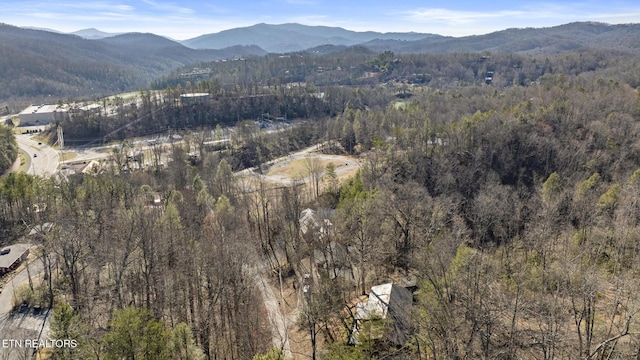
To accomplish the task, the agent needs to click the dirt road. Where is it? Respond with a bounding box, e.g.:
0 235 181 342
253 270 293 358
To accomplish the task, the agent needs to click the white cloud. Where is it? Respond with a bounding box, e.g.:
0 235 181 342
6 0 640 40
400 2 640 24
114 5 135 11
401 8 526 25
140 0 194 14
390 3 640 36
55 1 135 12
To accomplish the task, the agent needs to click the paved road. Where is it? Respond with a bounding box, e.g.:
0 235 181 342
14 135 59 177
250 265 292 358
0 258 44 316
0 258 52 360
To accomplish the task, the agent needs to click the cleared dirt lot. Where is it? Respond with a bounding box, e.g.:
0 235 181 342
264 154 360 184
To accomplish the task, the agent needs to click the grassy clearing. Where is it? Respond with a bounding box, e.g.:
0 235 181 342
104 90 162 104
31 133 49 143
267 157 333 179
60 152 78 161
104 91 139 102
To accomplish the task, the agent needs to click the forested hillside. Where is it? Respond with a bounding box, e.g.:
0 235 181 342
0 23 265 107
3 42 640 359
58 48 639 147
0 124 17 174
3 21 640 110
181 23 436 52
155 47 640 91
364 22 640 54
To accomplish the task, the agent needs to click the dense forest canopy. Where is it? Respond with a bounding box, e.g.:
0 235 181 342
3 42 640 359
56 49 639 147
3 21 640 111
0 124 18 174
0 23 265 109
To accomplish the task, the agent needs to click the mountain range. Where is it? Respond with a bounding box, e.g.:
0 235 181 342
1 21 639 103
180 23 436 53
66 23 436 53
364 22 640 54
67 21 640 55
0 23 265 102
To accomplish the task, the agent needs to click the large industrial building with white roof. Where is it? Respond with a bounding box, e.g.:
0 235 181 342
18 104 67 125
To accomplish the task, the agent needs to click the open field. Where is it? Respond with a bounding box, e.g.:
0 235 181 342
261 153 361 185
267 158 334 179
60 152 78 161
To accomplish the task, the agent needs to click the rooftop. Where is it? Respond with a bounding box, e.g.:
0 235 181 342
355 283 393 320
299 208 334 236
180 93 210 97
19 104 67 115
0 243 31 270
351 282 414 345
28 222 53 236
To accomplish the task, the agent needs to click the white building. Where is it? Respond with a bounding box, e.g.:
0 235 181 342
350 283 413 346
180 93 209 105
18 104 67 126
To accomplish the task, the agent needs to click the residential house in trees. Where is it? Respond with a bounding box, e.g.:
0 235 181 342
299 208 333 238
0 243 31 276
298 209 355 281
62 160 102 175
350 282 413 346
299 240 354 282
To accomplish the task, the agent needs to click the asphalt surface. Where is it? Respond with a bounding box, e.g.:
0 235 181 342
0 259 50 360
0 259 44 316
14 135 60 177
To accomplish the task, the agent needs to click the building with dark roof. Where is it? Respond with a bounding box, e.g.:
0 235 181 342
350 283 413 346
0 243 31 276
180 93 209 105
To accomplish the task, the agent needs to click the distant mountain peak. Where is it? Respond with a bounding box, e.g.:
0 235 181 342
72 28 122 39
181 23 437 53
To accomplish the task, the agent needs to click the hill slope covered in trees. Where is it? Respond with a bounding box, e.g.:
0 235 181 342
3 21 640 106
1 43 637 358
0 23 265 105
0 125 17 174
4 20 640 360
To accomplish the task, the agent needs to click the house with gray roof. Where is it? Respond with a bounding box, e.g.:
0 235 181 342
350 282 413 346
0 243 31 276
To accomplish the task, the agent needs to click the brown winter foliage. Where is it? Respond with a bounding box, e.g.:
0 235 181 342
2 48 640 359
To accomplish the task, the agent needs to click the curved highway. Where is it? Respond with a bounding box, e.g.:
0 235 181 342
15 134 59 177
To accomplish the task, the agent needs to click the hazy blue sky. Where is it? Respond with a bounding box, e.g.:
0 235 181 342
2 0 639 39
